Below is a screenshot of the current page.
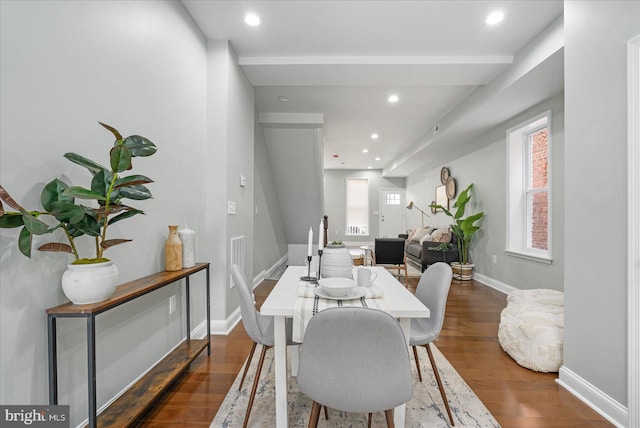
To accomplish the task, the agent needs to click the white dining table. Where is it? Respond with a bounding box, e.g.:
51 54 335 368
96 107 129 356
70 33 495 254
260 265 430 427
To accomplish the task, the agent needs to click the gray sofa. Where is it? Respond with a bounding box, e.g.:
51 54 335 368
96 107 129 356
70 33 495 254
401 231 459 272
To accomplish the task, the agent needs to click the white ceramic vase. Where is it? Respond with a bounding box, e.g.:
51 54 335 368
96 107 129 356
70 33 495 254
320 247 354 278
61 261 119 305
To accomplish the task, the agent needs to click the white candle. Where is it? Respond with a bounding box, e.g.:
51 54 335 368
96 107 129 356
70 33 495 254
318 220 324 251
178 222 196 268
307 227 313 257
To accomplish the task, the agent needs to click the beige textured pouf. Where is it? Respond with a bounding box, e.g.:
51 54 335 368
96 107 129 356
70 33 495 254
498 289 564 373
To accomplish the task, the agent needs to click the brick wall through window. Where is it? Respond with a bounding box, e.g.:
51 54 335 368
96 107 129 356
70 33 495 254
530 129 548 250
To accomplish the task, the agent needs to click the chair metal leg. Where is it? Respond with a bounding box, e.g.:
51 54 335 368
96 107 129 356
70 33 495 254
384 409 395 428
323 405 329 420
425 344 455 426
412 345 423 382
308 401 322 428
243 345 270 428
238 342 257 391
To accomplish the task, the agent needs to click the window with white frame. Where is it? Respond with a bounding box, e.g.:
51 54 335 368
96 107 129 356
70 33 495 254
506 111 552 263
346 178 369 236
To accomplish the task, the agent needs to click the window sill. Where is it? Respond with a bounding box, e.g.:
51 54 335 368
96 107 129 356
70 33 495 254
504 249 552 264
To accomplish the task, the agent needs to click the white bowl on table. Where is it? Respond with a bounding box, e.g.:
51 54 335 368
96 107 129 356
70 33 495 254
318 278 356 297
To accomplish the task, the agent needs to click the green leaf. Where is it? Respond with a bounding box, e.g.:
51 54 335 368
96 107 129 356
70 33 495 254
38 242 73 254
108 209 144 225
118 184 152 200
0 213 25 228
99 122 123 140
123 135 157 157
114 175 153 189
21 210 50 235
91 170 109 199
452 183 473 219
63 186 106 201
18 226 32 257
49 201 86 224
63 152 107 176
71 214 100 237
110 145 132 173
41 179 73 211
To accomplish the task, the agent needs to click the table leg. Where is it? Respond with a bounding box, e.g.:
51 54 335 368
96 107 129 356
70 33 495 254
186 276 191 340
47 315 58 404
273 316 288 427
394 318 411 426
206 266 211 355
87 315 97 428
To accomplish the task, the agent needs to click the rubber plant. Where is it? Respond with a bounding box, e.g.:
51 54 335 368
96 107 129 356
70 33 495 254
0 122 157 264
430 183 485 265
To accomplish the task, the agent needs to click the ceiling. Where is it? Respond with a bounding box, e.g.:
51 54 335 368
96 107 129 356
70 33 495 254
182 0 564 175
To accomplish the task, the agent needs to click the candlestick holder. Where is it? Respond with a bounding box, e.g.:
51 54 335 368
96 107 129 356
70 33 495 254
317 249 323 281
300 255 316 281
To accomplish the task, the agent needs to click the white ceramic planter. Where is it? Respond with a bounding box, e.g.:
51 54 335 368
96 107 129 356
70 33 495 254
61 261 119 305
320 247 354 278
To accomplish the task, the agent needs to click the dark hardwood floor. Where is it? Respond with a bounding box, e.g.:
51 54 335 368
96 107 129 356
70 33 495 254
137 276 612 427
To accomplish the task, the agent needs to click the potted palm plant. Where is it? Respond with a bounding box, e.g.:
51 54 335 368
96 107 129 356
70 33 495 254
431 183 484 280
0 122 157 303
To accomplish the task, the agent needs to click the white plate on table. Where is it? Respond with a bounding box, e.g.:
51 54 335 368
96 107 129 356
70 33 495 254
313 286 366 300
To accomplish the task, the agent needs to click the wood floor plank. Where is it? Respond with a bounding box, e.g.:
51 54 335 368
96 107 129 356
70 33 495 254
136 276 612 427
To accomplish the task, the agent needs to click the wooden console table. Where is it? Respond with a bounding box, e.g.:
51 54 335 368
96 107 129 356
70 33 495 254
46 263 211 428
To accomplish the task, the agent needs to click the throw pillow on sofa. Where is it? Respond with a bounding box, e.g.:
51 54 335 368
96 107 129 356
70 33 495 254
430 228 452 243
419 233 434 244
411 227 432 242
407 227 419 241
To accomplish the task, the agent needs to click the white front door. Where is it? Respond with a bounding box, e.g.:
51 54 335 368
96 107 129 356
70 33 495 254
378 189 406 238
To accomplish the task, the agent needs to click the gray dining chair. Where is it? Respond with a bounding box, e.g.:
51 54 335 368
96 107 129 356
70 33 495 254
231 264 299 428
410 261 455 425
297 307 413 428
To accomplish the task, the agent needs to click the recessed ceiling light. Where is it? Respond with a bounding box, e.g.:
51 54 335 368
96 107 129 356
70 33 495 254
485 11 504 25
375 157 381 161
388 94 399 103
367 166 372 169
245 13 261 26
278 96 288 102
362 149 369 153
371 133 379 140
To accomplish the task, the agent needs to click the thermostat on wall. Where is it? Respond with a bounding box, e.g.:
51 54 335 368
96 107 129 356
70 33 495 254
240 175 247 187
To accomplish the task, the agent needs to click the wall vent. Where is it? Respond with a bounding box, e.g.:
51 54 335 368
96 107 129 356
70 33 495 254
230 235 246 288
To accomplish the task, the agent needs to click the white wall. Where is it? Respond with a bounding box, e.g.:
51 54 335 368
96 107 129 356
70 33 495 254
563 0 639 415
0 1 208 425
253 120 289 278
406 93 565 291
203 40 256 323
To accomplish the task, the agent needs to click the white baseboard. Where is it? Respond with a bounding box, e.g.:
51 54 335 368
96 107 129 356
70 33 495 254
210 306 241 335
473 272 516 295
558 366 628 427
253 254 288 289
190 319 209 339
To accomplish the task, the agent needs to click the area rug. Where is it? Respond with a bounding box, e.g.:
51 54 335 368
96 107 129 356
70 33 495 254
210 344 500 427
